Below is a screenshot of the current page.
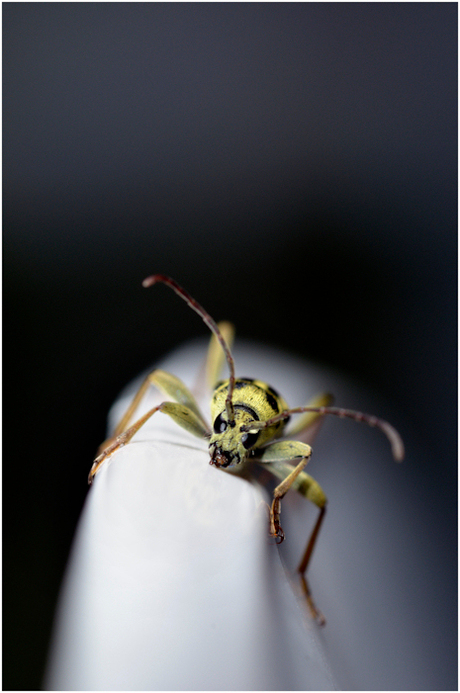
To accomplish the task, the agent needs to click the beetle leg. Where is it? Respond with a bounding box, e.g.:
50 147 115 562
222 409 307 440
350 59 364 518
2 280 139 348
285 392 334 441
254 441 312 537
296 505 327 626
191 321 235 402
98 369 209 455
255 444 327 625
89 401 209 484
205 321 235 391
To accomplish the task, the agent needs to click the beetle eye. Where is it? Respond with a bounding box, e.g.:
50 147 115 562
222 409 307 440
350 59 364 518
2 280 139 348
213 413 228 434
241 431 260 449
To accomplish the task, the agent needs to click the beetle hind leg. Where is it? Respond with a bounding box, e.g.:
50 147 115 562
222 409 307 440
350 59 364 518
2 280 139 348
297 505 327 625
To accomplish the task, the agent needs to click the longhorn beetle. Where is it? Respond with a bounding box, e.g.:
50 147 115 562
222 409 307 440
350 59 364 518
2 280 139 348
89 275 404 624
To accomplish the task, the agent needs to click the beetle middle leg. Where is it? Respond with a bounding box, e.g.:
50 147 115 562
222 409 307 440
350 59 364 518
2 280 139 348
285 392 334 442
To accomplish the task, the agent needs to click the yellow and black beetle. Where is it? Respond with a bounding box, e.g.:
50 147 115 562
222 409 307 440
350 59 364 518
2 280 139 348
89 275 404 624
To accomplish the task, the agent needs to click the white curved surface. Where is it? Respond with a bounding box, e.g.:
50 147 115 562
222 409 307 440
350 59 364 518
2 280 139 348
46 340 443 690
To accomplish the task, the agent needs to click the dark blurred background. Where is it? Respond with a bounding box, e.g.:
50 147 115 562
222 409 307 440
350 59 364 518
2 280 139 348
3 3 457 689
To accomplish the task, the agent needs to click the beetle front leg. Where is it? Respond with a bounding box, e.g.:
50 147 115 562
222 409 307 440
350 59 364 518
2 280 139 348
254 441 312 541
89 401 209 484
255 442 328 625
273 461 327 624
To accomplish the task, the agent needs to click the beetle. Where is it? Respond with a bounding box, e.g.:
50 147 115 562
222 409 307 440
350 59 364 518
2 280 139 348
89 274 404 624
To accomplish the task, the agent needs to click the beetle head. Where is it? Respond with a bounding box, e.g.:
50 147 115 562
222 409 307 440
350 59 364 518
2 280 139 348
208 406 260 469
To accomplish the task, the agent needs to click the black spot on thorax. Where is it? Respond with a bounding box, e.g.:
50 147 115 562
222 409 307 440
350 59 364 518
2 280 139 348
264 390 280 413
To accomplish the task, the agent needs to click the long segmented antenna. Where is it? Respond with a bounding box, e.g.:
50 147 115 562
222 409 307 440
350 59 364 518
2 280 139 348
242 406 404 461
142 274 236 423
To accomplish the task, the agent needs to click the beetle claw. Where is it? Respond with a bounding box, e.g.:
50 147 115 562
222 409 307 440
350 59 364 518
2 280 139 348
275 525 285 543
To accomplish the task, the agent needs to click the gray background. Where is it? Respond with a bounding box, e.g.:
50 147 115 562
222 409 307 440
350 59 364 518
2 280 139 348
4 3 456 689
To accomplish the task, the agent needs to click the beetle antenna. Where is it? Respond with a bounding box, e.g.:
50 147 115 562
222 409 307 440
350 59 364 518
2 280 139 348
242 406 404 461
142 274 235 423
